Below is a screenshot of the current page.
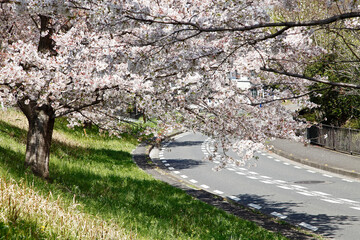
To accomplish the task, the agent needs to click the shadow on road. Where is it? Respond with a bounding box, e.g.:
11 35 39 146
232 193 359 238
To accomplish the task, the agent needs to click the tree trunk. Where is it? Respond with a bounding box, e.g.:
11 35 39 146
19 101 55 179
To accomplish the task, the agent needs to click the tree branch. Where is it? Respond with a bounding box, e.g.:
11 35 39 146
261 67 360 89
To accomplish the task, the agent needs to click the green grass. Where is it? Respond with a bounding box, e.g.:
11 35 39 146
0 109 287 239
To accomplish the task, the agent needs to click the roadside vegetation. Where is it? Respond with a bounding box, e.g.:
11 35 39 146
0 108 287 239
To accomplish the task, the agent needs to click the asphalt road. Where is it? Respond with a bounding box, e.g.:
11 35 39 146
153 132 360 240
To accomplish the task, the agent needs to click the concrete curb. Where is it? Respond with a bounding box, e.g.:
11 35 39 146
271 147 360 179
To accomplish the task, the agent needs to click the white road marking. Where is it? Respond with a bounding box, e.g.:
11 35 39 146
238 167 247 171
299 222 318 232
296 191 315 196
294 166 302 169
164 163 170 166
322 174 333 178
213 190 224 195
291 185 307 189
260 175 271 179
278 185 292 190
189 179 198 183
236 172 246 175
168 167 175 170
283 162 290 165
339 198 359 204
312 191 331 196
274 180 286 183
228 196 241 201
267 156 273 159
246 176 258 180
173 171 180 174
162 160 167 163
249 171 258 175
180 175 188 179
350 207 360 211
271 212 287 219
307 170 316 173
275 159 281 162
248 203 262 209
321 199 342 204
200 184 210 189
261 180 274 184
226 168 235 171
342 178 354 182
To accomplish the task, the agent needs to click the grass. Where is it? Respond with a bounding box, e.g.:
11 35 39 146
0 108 288 239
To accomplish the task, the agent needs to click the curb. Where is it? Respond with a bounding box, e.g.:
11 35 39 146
271 147 360 179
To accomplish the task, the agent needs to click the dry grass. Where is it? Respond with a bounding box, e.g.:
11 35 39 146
0 177 135 239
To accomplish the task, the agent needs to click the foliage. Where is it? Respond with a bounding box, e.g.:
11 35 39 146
2 0 360 175
302 54 360 126
0 110 287 239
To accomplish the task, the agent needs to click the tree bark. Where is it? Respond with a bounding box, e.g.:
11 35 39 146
19 101 55 179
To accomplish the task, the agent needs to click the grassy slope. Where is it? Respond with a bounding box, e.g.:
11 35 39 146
0 109 287 240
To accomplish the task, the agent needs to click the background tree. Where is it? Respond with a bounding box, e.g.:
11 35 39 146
2 0 360 178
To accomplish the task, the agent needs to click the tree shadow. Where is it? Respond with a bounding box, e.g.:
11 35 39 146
231 193 359 238
165 140 204 148
0 121 270 239
154 158 204 170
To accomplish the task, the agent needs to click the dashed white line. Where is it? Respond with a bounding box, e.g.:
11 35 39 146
164 163 170 166
236 172 246 175
260 175 271 179
261 180 275 184
248 203 262 209
271 212 287 219
180 175 188 179
283 162 290 165
189 179 198 183
299 222 318 232
307 170 316 173
213 190 224 195
162 160 167 163
267 156 274 159
228 196 241 201
322 174 333 178
350 207 360 211
168 167 175 170
200 184 210 189
246 176 259 180
294 166 302 169
173 171 180 174
291 185 307 189
339 198 359 204
249 171 258 175
278 186 292 190
226 168 235 171
312 191 331 196
342 178 354 182
274 159 281 162
296 191 315 196
321 198 342 204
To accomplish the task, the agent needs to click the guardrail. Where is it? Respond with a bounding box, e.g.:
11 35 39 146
307 124 360 155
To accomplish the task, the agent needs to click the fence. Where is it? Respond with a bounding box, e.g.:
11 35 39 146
307 124 360 155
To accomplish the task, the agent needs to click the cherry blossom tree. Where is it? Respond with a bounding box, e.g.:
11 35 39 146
1 0 360 178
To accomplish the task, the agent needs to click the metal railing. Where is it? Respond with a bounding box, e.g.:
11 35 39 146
307 124 360 155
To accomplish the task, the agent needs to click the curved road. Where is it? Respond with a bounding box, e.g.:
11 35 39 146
152 132 360 240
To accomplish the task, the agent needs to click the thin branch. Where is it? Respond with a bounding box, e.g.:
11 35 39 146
126 11 360 33
261 67 360 89
250 87 332 106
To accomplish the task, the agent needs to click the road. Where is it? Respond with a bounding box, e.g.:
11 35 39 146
152 132 360 240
